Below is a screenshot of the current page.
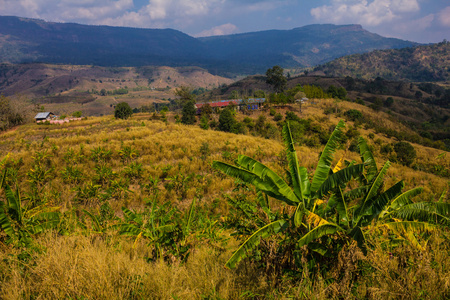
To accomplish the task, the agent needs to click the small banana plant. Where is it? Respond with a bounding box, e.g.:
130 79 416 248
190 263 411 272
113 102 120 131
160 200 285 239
0 184 60 247
116 198 197 261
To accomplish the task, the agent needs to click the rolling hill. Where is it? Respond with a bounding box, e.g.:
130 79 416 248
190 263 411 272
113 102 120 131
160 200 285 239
313 41 450 82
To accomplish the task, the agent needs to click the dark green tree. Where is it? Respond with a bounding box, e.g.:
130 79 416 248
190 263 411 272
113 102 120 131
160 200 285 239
266 66 287 93
114 102 133 120
181 101 197 125
218 107 236 132
174 86 195 109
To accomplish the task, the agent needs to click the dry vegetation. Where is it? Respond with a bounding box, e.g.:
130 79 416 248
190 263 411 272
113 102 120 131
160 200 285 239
0 100 449 299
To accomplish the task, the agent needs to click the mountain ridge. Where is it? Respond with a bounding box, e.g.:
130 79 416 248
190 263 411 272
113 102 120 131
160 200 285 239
0 16 418 76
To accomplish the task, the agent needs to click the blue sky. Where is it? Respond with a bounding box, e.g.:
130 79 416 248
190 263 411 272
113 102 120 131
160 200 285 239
1 0 449 43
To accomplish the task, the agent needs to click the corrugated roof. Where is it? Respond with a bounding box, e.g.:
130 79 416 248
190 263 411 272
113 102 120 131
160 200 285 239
195 98 265 109
34 112 52 119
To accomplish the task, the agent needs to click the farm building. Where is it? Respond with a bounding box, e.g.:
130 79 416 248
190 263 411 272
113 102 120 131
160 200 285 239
195 98 265 113
34 112 55 122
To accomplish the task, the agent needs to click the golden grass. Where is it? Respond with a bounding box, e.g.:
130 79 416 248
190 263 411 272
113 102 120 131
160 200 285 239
0 106 449 299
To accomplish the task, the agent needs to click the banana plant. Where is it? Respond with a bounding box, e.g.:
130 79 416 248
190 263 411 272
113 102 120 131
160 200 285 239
116 198 197 261
213 120 365 268
300 137 449 253
0 184 60 247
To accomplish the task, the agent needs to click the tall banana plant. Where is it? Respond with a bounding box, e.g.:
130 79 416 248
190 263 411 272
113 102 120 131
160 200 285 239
213 120 365 268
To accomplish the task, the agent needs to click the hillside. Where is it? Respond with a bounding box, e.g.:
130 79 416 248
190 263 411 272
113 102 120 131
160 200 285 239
313 41 450 82
0 63 233 116
201 74 450 149
0 16 207 67
0 16 417 76
0 101 448 298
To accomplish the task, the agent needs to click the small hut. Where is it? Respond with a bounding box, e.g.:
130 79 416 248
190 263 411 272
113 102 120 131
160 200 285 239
34 112 55 122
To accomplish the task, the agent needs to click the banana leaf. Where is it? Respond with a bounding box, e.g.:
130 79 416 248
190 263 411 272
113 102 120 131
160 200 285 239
311 120 345 195
358 137 378 183
213 160 299 206
298 223 343 248
225 219 287 269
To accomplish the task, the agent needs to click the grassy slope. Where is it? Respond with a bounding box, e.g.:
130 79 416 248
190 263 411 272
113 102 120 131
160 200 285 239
0 102 449 298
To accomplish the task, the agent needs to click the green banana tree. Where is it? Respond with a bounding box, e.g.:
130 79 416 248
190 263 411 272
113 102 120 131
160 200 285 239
213 122 449 269
213 120 365 268
298 137 449 252
0 184 60 247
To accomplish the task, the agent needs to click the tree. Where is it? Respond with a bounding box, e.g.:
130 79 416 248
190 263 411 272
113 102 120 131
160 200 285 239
174 86 195 109
114 102 133 119
218 107 236 133
0 95 24 131
181 101 196 125
266 66 287 93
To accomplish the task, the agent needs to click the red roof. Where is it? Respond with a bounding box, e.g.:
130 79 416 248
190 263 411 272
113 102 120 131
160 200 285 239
195 100 238 109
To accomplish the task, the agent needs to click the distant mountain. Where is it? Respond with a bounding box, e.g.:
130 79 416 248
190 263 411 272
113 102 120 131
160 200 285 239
313 41 450 82
199 24 417 74
0 16 418 76
0 16 208 67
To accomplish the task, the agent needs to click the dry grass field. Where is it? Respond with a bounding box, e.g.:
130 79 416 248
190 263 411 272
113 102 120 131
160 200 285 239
0 100 449 299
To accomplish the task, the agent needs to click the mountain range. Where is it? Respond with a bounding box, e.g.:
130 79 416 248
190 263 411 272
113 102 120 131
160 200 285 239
0 16 417 76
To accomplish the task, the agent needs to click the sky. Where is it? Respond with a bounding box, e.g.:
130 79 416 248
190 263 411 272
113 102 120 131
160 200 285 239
0 0 449 43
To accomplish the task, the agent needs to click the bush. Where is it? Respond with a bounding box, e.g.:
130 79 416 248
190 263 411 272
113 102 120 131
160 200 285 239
273 113 283 121
114 102 133 119
394 141 416 166
285 111 301 123
344 109 363 122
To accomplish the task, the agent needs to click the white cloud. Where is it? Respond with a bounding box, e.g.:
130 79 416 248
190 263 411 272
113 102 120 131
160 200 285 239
0 0 134 22
311 0 420 26
437 6 450 27
194 23 239 37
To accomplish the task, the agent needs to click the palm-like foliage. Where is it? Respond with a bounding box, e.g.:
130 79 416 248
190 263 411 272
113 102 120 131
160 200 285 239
0 184 60 247
213 122 449 269
213 120 365 268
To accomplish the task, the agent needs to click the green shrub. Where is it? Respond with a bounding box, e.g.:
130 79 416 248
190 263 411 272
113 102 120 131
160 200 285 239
114 102 133 120
273 113 283 121
344 109 363 122
394 141 416 166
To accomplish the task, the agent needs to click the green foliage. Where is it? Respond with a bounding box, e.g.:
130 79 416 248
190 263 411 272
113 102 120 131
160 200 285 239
343 109 363 122
0 184 60 247
218 107 236 133
213 122 446 271
394 141 417 166
114 102 133 120
199 114 209 130
181 101 197 125
72 111 82 118
266 66 287 93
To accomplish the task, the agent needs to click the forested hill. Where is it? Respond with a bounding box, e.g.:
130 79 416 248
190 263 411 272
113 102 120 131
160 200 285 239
0 16 417 76
0 16 208 67
198 24 416 74
313 41 450 82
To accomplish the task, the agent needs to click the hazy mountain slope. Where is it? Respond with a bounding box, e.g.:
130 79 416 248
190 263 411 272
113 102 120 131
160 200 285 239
313 41 450 81
0 17 418 76
0 16 209 67
199 24 417 73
